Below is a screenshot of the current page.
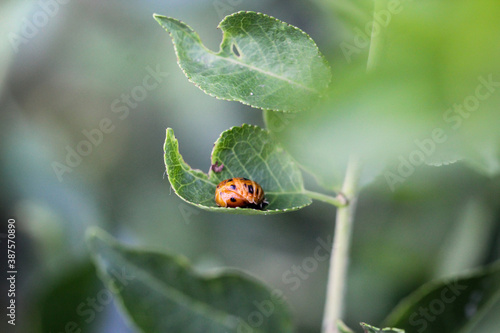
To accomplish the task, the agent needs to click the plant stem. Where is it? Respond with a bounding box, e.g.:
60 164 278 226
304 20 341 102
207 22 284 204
322 156 361 333
305 190 348 207
322 2 381 330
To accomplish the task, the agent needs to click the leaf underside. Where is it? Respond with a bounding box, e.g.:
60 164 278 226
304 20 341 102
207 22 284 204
154 11 331 112
383 261 500 333
87 228 293 333
164 124 312 215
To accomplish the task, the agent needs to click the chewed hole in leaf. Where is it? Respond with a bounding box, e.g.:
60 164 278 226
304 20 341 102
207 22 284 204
232 44 241 57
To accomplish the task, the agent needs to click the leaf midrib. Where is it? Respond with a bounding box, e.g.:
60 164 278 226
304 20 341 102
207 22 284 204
108 252 267 333
266 191 307 195
220 55 318 94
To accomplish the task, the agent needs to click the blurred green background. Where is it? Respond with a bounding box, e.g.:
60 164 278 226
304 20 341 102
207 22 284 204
1 0 499 332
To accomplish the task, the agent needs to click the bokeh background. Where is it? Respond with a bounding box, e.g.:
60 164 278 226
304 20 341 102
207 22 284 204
1 0 499 332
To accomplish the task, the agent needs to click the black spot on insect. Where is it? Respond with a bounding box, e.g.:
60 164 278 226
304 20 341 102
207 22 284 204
230 184 236 190
230 197 236 202
243 178 249 180
248 185 254 194
227 178 233 182
243 183 247 188
256 188 259 195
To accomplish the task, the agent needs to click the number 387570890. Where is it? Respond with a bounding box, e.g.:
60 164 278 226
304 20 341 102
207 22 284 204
7 219 16 266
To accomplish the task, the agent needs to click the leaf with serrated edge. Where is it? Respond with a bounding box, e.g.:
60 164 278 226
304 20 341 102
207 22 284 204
154 12 330 112
164 125 312 215
383 261 500 333
86 228 293 333
360 322 404 333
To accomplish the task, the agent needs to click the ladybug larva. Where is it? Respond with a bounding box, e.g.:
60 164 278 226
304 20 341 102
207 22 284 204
215 178 267 209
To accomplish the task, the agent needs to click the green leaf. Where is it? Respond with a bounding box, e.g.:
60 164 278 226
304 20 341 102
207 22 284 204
154 11 331 112
383 261 500 333
382 0 500 176
360 322 404 333
264 65 438 191
266 1 500 190
164 125 312 214
87 228 293 333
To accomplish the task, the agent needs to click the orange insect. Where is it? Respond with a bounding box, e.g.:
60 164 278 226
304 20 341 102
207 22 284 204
215 178 267 209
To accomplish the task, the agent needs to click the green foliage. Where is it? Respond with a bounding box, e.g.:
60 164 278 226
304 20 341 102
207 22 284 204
87 228 293 333
360 323 404 333
154 12 331 112
151 5 500 332
156 2 500 192
266 1 500 190
264 64 445 190
164 125 311 214
383 0 500 176
384 261 500 333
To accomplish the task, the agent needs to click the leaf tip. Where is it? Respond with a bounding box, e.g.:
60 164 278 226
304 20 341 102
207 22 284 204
152 13 164 24
165 128 177 150
153 14 176 30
